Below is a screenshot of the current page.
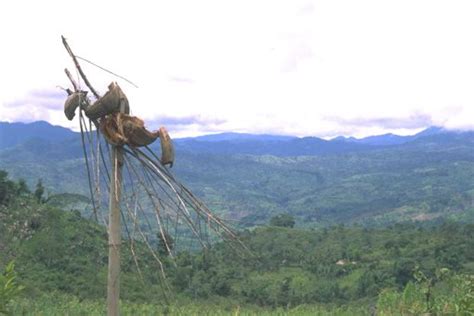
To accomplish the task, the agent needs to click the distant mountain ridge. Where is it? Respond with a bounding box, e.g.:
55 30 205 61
172 125 453 156
180 132 296 143
0 121 76 149
346 126 447 146
0 120 454 152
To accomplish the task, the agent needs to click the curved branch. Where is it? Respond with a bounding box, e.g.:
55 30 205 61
61 35 101 99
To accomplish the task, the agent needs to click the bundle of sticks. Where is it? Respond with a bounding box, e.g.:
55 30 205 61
64 81 174 167
60 36 246 295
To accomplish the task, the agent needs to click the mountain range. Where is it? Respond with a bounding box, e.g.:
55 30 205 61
1 121 473 227
0 121 449 154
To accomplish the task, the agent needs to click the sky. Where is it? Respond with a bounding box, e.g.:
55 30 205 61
1 0 474 138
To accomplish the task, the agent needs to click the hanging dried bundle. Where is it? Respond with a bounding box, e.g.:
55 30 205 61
122 115 160 147
99 113 127 146
85 82 130 120
64 91 89 120
100 113 174 168
159 127 174 167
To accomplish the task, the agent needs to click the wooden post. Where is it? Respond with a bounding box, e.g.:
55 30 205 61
107 144 123 316
61 36 127 315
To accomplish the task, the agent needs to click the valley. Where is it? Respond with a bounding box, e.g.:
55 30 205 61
1 121 473 227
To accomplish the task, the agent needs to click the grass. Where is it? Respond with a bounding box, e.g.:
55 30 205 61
9 293 369 316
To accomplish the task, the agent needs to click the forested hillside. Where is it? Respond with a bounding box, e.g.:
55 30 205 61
1 121 473 227
1 171 473 314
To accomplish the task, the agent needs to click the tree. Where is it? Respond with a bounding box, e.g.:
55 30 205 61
270 214 295 228
157 231 174 256
34 179 45 204
16 179 30 196
0 171 16 206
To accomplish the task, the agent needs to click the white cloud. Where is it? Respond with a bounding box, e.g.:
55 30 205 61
1 0 473 137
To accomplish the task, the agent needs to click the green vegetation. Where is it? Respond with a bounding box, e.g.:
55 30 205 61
9 294 368 316
1 170 474 314
377 269 474 314
0 262 23 315
173 223 474 308
1 131 473 227
269 214 295 228
0 171 168 303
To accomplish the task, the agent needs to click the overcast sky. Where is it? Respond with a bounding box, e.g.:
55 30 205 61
1 0 473 138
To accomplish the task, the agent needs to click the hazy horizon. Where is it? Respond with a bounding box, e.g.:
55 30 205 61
1 1 474 138
0 119 458 141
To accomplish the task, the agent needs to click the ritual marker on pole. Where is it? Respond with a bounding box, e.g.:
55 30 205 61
60 36 247 316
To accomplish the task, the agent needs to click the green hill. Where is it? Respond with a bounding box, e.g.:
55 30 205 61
1 121 473 227
1 171 474 314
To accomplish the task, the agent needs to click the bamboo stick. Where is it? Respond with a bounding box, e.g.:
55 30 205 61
107 144 123 316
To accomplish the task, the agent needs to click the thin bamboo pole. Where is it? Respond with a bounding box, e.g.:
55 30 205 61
61 36 125 315
107 144 123 316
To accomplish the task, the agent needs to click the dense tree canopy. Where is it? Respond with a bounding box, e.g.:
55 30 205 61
269 214 295 228
1 169 473 314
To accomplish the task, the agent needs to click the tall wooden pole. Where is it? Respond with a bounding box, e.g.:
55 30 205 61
61 36 126 315
108 144 123 316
